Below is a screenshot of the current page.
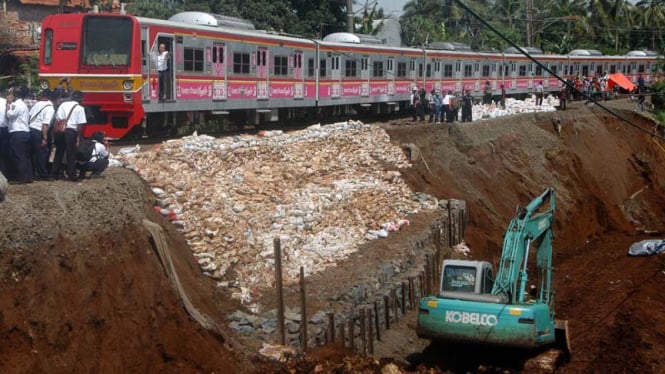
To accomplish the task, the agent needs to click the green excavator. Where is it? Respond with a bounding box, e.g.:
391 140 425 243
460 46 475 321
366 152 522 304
417 188 570 356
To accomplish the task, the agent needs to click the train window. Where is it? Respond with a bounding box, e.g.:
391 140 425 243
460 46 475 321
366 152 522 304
474 63 479 72
482 65 490 77
518 65 527 77
511 62 516 72
455 61 461 72
294 53 302 68
638 64 645 73
609 64 616 74
43 29 53 65
418 63 423 78
307 58 315 77
320 59 327 77
443 64 453 78
426 63 431 78
373 61 384 77
581 65 589 76
596 65 603 75
492 63 496 72
82 16 132 66
184 48 204 72
397 62 407 77
409 59 416 72
345 59 357 77
233 52 250 74
434 61 441 73
463 65 472 77
274 56 288 76
535 65 542 76
550 65 557 75
388 58 394 73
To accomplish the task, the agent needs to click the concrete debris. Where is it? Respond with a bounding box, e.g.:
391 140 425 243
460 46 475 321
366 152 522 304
116 120 439 305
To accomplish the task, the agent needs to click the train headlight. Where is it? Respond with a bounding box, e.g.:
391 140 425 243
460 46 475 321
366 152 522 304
122 80 133 90
39 80 50 90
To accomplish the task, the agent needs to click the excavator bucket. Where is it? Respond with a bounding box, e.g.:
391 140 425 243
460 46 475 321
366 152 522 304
554 319 571 357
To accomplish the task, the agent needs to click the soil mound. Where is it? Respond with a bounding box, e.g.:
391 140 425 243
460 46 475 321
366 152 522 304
0 99 664 373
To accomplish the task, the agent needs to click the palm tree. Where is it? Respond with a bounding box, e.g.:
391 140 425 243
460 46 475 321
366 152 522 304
635 0 665 50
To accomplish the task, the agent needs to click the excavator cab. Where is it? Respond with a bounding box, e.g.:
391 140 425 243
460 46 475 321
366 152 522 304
417 188 570 361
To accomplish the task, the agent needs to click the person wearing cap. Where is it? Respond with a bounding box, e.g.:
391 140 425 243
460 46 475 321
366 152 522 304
50 90 87 182
461 90 473 122
28 89 56 180
77 131 109 179
535 81 544 106
431 91 442 124
6 86 33 184
410 87 419 121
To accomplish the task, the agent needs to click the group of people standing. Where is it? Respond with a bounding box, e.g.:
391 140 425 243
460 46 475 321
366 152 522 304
411 88 473 124
410 87 479 124
1 85 109 184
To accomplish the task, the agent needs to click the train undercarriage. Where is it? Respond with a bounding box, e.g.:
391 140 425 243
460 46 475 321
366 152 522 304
131 101 408 139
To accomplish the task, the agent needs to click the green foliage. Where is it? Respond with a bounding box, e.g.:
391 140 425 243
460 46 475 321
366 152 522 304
355 2 386 35
16 55 39 89
127 0 183 19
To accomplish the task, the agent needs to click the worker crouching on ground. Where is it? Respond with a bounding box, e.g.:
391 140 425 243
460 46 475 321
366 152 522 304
77 131 109 179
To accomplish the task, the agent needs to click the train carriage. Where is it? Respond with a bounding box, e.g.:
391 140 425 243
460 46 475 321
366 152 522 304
38 10 661 139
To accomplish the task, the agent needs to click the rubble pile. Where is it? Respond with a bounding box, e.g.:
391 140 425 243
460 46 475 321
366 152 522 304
472 94 559 120
117 121 438 304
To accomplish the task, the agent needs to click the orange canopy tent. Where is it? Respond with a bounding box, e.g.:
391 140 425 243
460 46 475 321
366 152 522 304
607 73 636 92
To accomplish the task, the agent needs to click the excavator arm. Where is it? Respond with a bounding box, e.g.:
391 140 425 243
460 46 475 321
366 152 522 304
491 188 555 305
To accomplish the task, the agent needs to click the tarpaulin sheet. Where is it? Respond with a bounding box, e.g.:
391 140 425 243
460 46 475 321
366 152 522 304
628 239 665 256
608 73 636 92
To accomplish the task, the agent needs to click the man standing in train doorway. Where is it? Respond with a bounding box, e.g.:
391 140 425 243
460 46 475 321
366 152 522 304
157 43 170 101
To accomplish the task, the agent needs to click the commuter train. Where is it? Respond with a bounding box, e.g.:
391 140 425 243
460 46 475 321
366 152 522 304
38 11 661 139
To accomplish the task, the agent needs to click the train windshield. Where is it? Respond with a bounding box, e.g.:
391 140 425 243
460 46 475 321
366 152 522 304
82 16 132 66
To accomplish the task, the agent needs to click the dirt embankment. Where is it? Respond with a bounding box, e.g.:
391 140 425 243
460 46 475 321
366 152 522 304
0 99 664 373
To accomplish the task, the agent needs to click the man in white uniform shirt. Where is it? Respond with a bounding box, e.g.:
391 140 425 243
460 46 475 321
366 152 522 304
157 43 170 100
50 90 86 182
7 86 33 184
28 89 55 180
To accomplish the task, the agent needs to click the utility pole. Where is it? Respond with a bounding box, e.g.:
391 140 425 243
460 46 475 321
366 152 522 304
525 0 534 47
347 0 354 33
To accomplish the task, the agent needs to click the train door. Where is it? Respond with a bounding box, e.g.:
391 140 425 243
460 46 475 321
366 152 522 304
331 54 341 98
152 35 174 101
387 57 395 95
255 47 269 100
141 26 150 101
212 43 227 100
293 51 304 99
155 35 178 100
409 58 417 83
360 56 370 97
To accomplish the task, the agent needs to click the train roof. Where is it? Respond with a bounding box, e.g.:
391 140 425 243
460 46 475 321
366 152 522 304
168 12 255 30
568 49 603 56
136 15 315 46
503 46 543 55
626 50 659 57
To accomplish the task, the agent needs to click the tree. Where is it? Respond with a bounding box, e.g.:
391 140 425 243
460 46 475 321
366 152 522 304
356 1 386 35
635 0 665 50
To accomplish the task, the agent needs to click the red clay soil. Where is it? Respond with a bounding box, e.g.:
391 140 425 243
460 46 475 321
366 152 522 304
0 99 664 373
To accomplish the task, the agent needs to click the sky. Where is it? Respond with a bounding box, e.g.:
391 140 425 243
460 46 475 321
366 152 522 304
357 0 409 18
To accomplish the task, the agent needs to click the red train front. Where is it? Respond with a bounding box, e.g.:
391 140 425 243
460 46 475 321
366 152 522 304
39 13 144 138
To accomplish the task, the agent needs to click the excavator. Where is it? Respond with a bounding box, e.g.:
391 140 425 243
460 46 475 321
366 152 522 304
417 188 570 360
